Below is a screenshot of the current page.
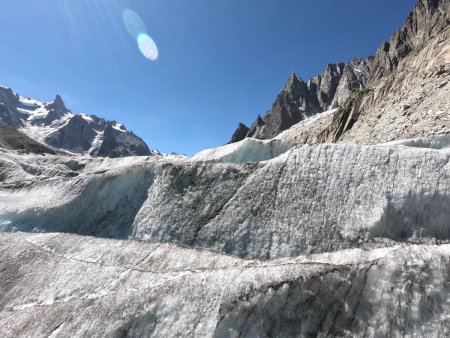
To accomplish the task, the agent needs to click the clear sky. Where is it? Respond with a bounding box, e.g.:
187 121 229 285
0 0 416 155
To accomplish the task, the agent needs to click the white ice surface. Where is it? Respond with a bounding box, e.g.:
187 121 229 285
381 133 450 150
192 138 293 163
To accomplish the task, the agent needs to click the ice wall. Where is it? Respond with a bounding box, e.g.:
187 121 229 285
1 142 449 259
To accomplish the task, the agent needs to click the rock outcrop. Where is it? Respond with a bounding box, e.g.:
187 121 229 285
91 121 152 158
322 0 450 145
0 86 22 129
229 122 250 143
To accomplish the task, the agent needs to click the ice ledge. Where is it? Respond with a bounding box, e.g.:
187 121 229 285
191 138 294 164
380 132 450 150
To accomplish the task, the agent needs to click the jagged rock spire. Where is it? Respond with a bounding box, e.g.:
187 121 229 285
50 95 69 112
229 122 250 144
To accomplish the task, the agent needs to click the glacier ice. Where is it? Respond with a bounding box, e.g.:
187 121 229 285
192 138 293 164
382 133 450 150
1 232 450 337
1 139 449 260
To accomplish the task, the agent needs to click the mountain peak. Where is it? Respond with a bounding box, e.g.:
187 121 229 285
284 72 302 87
280 71 307 98
51 95 68 111
229 122 250 144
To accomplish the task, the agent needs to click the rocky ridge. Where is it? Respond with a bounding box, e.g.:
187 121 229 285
231 58 372 142
278 0 450 146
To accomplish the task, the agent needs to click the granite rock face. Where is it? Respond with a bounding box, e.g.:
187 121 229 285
0 86 23 129
0 88 154 157
246 73 321 140
44 114 97 152
231 58 372 142
91 122 152 158
322 0 450 145
370 0 450 80
279 0 450 146
229 123 250 143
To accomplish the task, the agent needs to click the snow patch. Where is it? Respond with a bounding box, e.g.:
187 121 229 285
80 114 94 123
19 97 41 109
112 123 125 132
88 131 104 155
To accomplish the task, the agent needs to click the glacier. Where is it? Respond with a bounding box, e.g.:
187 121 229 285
1 137 449 260
1 133 450 338
1 232 450 337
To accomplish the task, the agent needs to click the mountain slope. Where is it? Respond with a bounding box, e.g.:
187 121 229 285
277 0 450 146
0 122 56 155
0 86 154 158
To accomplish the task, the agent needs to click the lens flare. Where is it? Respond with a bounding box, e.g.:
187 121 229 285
123 9 159 61
123 9 147 40
138 33 159 61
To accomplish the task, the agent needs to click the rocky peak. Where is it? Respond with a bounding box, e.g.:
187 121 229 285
45 114 96 152
46 95 69 112
279 72 309 101
0 84 155 158
229 122 250 144
0 86 18 105
41 95 71 126
93 121 152 158
315 0 450 146
230 57 373 143
331 58 373 108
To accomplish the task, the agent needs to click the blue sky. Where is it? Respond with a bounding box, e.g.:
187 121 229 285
0 0 416 155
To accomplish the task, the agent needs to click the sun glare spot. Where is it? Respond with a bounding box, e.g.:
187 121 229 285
138 33 159 61
123 9 158 61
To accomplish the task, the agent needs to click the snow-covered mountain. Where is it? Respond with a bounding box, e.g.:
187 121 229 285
0 0 449 337
0 86 154 157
